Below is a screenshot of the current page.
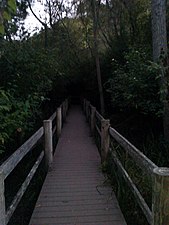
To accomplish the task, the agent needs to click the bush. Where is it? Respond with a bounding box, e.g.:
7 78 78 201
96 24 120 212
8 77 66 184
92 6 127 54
0 89 45 153
0 40 61 154
105 49 162 116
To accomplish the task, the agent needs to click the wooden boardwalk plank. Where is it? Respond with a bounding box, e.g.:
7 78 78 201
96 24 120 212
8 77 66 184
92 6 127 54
29 106 127 225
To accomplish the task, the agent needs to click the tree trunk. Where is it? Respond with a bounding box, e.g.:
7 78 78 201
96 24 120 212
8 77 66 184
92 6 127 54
91 0 105 115
151 0 167 61
151 0 169 140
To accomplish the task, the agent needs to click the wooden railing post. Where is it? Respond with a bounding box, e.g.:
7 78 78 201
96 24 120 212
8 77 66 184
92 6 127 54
62 103 64 122
66 98 69 114
152 167 169 225
57 107 62 139
90 106 96 135
85 100 88 117
86 101 90 122
83 99 86 113
43 120 53 168
0 171 6 225
64 100 67 119
101 119 110 163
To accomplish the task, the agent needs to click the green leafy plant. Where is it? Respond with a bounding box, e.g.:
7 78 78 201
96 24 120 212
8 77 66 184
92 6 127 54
105 49 162 116
0 89 46 153
0 0 17 34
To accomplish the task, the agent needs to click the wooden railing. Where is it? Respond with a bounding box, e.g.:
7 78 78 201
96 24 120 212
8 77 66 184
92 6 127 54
0 98 69 225
83 99 169 225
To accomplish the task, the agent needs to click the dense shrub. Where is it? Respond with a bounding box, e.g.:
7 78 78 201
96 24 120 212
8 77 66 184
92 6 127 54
105 49 162 116
0 89 45 152
0 40 62 153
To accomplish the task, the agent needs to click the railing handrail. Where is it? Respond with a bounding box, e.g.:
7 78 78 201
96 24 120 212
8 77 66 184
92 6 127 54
95 110 104 121
49 111 56 121
0 98 69 225
111 150 152 224
83 98 169 225
109 127 157 174
0 127 44 179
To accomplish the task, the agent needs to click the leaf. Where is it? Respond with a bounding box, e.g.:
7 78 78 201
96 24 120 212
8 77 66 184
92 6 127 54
0 137 5 144
0 23 4 34
8 0 16 13
3 10 11 21
0 105 10 111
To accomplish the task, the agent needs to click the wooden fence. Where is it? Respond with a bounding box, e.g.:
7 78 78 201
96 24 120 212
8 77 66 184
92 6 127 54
83 99 169 225
0 99 69 225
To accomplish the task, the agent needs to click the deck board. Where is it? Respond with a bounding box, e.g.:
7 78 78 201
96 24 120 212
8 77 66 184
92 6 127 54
29 106 127 225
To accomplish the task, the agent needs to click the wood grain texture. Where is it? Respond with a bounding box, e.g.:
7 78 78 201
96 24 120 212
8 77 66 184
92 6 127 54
29 106 127 225
152 167 169 225
44 120 53 168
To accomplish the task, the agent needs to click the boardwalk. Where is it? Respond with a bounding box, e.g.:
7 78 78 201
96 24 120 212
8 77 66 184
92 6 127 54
29 106 127 225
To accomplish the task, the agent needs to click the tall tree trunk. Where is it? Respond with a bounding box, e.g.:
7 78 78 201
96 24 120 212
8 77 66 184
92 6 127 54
151 0 169 140
151 0 167 61
91 0 105 115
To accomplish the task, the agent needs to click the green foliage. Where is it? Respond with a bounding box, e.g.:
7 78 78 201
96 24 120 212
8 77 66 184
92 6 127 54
0 38 62 153
105 49 162 115
0 0 17 34
1 40 60 94
0 89 44 152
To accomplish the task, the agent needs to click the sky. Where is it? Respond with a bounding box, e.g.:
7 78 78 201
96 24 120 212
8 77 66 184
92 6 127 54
24 0 46 33
24 0 77 34
24 0 95 34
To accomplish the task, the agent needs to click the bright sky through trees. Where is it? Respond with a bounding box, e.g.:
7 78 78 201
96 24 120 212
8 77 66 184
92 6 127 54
24 0 46 33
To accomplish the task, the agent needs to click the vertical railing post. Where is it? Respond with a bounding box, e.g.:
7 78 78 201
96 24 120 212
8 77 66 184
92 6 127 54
152 167 169 225
63 101 66 121
66 98 69 114
88 104 91 124
83 99 86 113
43 120 53 169
61 104 63 124
85 100 87 118
62 103 64 122
101 119 110 163
64 100 67 119
85 100 87 117
90 106 96 135
86 101 90 122
0 171 5 225
57 107 62 139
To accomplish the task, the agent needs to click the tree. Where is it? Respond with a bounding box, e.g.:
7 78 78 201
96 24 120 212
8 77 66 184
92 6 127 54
27 0 48 48
91 0 105 115
151 0 167 61
76 0 105 114
151 0 169 140
0 0 29 39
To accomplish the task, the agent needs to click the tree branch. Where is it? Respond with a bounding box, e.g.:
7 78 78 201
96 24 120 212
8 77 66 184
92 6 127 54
27 0 46 27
